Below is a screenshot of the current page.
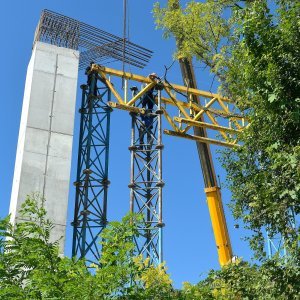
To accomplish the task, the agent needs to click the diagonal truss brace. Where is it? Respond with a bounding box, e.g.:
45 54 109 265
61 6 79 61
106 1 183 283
90 64 247 148
267 208 297 259
128 88 164 266
72 73 112 264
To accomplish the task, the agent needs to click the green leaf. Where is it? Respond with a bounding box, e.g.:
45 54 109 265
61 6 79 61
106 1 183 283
268 94 276 103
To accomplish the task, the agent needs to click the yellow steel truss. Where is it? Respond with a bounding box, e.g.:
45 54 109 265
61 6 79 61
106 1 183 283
91 64 246 149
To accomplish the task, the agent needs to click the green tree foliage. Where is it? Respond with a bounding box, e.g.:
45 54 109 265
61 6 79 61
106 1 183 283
94 214 173 298
221 0 300 258
153 0 236 74
154 0 300 258
1 197 300 298
0 196 100 299
180 258 300 299
0 197 173 299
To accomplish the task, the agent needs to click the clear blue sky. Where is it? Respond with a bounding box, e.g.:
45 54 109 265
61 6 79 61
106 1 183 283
0 0 254 288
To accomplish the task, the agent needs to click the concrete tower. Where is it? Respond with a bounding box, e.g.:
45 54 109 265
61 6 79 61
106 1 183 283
9 8 152 260
10 41 79 253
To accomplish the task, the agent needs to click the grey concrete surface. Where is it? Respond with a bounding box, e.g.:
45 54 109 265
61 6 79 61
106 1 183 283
10 42 79 254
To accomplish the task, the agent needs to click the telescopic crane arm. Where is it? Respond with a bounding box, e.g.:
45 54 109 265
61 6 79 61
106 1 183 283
179 57 233 266
167 0 233 266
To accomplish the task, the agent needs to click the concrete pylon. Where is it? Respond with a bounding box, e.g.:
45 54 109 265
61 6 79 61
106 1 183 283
10 41 79 254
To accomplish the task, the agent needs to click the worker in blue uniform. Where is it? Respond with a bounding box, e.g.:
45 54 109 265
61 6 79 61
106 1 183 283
85 61 98 96
139 87 156 149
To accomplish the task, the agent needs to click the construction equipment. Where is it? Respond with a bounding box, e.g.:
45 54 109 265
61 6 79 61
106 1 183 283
168 0 233 265
73 64 245 266
178 57 233 266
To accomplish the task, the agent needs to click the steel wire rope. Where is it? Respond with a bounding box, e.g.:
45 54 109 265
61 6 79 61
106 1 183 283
163 61 245 119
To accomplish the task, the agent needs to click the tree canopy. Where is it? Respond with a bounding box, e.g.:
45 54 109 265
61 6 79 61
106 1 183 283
0 197 173 299
154 0 300 259
1 197 300 299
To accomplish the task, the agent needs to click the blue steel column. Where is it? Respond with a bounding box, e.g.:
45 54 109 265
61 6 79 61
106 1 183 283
128 85 164 266
72 72 111 264
266 208 296 259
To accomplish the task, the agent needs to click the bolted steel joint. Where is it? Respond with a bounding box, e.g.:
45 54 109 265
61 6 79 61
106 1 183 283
128 145 138 151
83 168 93 175
157 222 165 228
80 209 90 216
144 109 153 115
79 108 87 114
73 181 83 187
101 179 111 187
155 144 164 150
156 181 165 188
105 106 113 112
71 220 81 227
129 112 138 117
100 216 108 226
155 82 164 90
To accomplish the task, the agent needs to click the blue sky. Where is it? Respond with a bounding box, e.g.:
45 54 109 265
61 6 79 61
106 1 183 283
0 0 254 287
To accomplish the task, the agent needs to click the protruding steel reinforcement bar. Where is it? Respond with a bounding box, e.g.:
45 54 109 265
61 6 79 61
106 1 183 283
34 9 153 69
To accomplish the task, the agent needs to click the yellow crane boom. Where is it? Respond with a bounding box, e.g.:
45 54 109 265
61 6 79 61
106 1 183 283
179 57 233 266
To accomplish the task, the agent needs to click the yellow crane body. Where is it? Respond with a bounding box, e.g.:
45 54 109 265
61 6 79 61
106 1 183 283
205 187 233 266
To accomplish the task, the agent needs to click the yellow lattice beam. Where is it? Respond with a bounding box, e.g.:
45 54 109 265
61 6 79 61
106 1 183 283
90 64 246 147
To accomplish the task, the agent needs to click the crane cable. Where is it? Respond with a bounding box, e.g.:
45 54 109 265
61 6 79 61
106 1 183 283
122 0 128 88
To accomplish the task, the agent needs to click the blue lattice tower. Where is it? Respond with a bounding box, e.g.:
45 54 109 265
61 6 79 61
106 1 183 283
266 208 296 259
128 86 164 266
72 72 111 263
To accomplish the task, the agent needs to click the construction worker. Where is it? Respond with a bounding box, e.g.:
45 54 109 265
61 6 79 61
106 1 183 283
138 73 159 149
142 72 160 121
85 61 97 96
140 87 155 139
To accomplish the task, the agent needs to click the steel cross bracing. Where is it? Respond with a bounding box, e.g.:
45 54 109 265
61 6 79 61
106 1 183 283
72 73 111 264
129 87 164 265
266 208 297 259
91 64 247 148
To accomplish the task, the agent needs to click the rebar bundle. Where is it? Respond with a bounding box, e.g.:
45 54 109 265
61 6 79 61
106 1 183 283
34 9 153 69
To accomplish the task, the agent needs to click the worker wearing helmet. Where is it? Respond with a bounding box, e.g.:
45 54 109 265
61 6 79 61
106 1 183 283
139 84 156 149
85 61 97 96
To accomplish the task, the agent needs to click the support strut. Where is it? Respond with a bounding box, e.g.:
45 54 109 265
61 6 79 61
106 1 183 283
72 72 111 264
128 86 164 266
267 208 296 259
